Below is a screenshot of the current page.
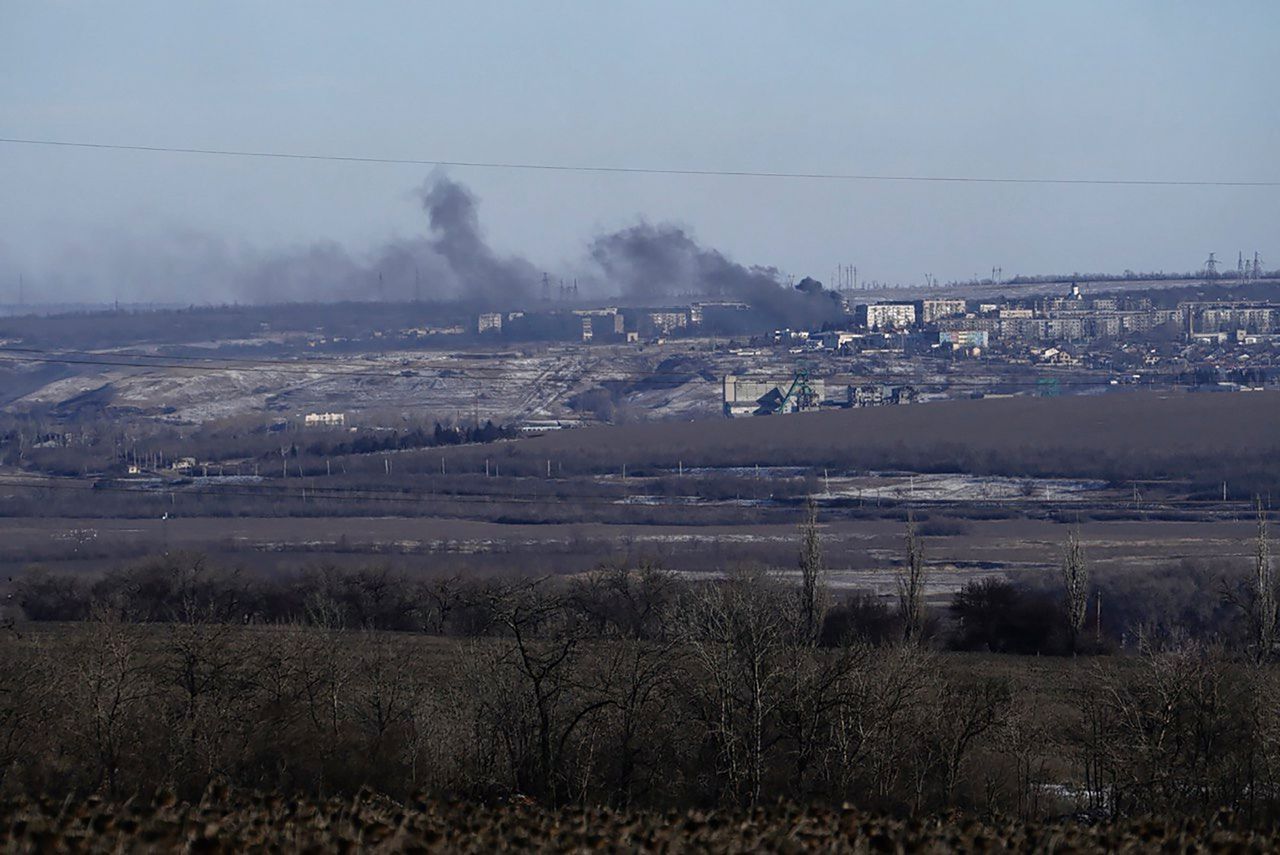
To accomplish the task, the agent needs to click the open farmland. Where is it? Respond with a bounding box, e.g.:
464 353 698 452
2 390 1275 592
429 389 1280 492
0 514 1260 606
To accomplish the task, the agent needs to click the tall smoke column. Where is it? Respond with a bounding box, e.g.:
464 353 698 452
417 176 536 307
236 175 535 305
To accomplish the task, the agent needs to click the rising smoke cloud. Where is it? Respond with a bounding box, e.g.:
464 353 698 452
236 175 535 307
589 222 842 327
11 176 841 324
413 177 538 306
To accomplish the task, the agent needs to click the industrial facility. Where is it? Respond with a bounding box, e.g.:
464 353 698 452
722 373 825 416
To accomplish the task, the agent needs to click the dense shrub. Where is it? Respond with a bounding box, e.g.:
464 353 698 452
949 578 1063 654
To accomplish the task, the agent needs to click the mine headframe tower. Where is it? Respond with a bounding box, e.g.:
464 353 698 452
771 367 820 414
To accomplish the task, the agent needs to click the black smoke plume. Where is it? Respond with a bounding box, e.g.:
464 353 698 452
589 223 842 327
14 177 839 328
239 176 534 307
414 177 537 306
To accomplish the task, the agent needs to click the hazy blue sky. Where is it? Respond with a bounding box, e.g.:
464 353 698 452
2 1 1278 302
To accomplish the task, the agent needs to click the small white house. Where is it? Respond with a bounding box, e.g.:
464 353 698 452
304 412 346 428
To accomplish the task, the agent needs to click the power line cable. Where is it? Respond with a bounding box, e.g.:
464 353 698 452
2 136 1278 188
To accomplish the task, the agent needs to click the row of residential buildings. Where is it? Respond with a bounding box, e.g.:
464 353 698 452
476 301 754 342
853 287 1280 346
470 285 1280 351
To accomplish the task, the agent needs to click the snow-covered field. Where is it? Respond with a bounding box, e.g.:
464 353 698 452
823 472 1108 503
6 344 742 424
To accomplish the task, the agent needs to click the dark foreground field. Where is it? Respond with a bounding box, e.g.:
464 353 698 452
437 389 1280 490
0 514 1258 603
3 792 1271 853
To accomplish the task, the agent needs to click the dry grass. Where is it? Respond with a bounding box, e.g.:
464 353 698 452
2 790 1276 853
437 389 1280 483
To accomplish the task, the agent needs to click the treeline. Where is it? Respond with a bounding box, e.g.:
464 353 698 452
6 508 1279 821
297 421 518 458
0 412 519 478
11 556 1248 655
411 392 1280 500
1179 366 1280 387
0 300 472 350
6 558 1280 825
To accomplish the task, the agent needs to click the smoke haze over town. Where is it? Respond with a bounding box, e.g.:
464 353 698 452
8 4 1280 849
2 3 1278 306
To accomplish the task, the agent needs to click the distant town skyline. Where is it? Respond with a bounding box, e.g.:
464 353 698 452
2 1 1278 302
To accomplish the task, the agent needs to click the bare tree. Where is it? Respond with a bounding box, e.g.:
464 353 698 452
568 564 679 806
679 569 789 805
293 593 359 795
776 640 869 797
481 578 610 804
569 562 676 641
999 692 1053 820
796 497 828 645
1225 497 1278 662
1090 640 1241 818
69 606 156 794
590 634 678 807
1062 529 1090 654
417 573 464 635
1252 499 1277 661
0 640 53 792
898 514 927 644
932 678 1011 806
351 633 422 774
160 616 242 795
829 645 932 802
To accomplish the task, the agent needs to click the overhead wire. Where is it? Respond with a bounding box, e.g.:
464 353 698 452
2 136 1279 187
0 141 1269 519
